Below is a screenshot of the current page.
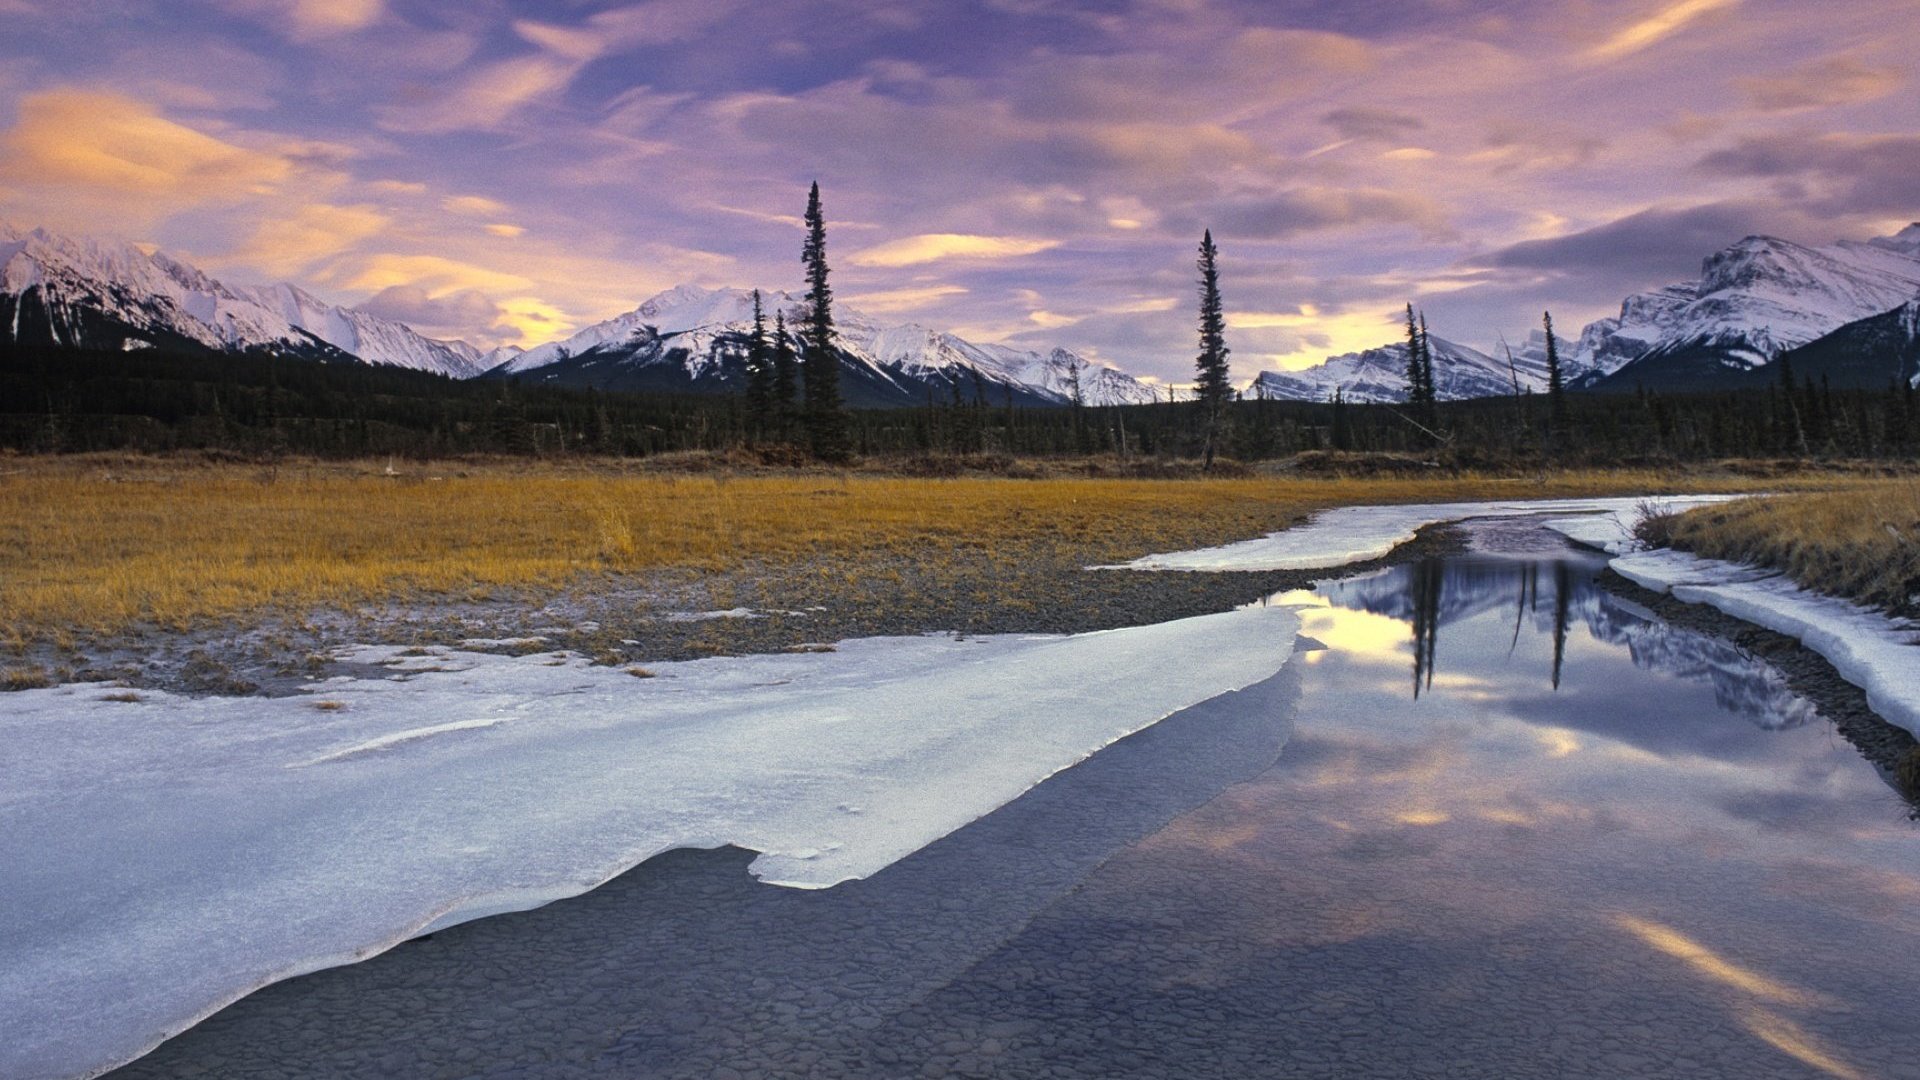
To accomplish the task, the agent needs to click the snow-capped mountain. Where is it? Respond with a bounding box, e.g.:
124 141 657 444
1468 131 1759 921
1248 331 1560 404
496 284 1159 408
1765 298 1920 390
0 224 491 377
1579 224 1920 391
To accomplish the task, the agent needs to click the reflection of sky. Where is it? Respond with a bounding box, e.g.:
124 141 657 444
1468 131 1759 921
1102 556 1920 1077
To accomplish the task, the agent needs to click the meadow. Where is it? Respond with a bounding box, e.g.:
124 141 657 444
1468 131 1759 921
1 453 1865 646
1658 477 1920 616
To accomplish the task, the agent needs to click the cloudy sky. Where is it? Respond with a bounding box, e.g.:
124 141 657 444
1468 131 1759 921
1 0 1915 381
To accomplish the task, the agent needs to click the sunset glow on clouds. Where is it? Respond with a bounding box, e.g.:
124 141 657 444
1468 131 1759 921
0 0 1914 377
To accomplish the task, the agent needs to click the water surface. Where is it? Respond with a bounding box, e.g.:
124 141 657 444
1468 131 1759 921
111 524 1920 1079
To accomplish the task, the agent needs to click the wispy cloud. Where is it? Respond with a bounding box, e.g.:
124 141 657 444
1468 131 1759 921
849 234 1061 268
238 202 388 276
219 0 385 40
1585 0 1740 62
844 283 969 313
1738 55 1901 112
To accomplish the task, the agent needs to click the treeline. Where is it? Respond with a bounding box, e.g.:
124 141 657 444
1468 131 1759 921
4 341 1917 463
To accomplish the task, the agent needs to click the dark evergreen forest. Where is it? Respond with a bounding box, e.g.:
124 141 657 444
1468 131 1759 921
4 344 1916 464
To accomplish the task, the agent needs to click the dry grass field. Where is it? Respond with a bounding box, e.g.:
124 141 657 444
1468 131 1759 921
1660 478 1920 616
0 454 1858 645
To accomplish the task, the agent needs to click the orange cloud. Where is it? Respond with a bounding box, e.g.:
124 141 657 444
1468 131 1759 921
442 194 510 216
340 253 534 295
1586 0 1740 62
220 0 384 39
850 233 1059 268
844 284 969 313
1739 56 1902 112
0 89 292 204
238 202 389 276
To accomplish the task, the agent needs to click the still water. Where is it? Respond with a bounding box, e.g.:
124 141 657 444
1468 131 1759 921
112 522 1920 1079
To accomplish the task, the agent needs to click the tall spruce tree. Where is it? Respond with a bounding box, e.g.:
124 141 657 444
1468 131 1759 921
772 309 798 440
1418 312 1438 425
744 289 774 441
1194 229 1232 470
799 181 850 461
1403 304 1425 407
1543 311 1569 433
1403 304 1436 430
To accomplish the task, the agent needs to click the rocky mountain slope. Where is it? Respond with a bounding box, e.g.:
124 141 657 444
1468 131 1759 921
0 224 494 377
494 285 1159 408
1579 224 1920 391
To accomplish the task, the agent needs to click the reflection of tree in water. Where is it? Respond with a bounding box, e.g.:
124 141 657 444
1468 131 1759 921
1552 562 1571 692
1320 556 1819 731
1409 560 1440 699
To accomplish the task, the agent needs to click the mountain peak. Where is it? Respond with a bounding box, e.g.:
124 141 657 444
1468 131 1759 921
500 280 1157 406
1 221 488 376
1867 222 1920 256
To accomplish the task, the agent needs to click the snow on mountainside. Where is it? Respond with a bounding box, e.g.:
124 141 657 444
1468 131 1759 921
1249 332 1558 403
499 284 1159 407
0 224 490 377
1576 224 1920 389
1766 297 1920 390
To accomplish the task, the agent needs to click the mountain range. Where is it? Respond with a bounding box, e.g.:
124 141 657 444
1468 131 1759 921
0 224 509 378
0 224 1155 408
1249 328 1571 404
493 283 1160 408
1574 224 1920 392
5 219 1920 406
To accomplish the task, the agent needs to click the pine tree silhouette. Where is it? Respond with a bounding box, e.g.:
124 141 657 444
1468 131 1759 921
1544 311 1569 433
1194 229 1232 470
772 309 798 443
800 181 850 461
744 289 773 442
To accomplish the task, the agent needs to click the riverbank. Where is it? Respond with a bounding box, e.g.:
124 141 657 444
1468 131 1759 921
6 456 1808 694
1648 480 1920 619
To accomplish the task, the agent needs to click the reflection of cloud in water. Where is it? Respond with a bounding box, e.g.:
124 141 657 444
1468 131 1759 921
1613 914 1865 1080
1318 557 1820 732
1613 913 1819 1006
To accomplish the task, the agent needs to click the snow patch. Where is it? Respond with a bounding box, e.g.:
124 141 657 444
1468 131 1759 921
0 604 1299 1080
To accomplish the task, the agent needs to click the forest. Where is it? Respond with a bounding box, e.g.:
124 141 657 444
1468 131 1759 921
3 341 1916 465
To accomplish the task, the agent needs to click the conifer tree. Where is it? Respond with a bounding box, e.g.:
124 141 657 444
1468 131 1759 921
1403 304 1425 406
1194 229 1232 470
1418 311 1438 425
744 289 773 441
1543 311 1569 432
1403 304 1436 430
772 309 799 441
799 181 850 461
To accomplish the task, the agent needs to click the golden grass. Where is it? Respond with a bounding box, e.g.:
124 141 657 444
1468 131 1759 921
1662 478 1920 615
0 454 1853 643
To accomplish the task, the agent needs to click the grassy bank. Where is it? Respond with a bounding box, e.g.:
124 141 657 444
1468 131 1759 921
0 454 1845 645
1656 479 1920 617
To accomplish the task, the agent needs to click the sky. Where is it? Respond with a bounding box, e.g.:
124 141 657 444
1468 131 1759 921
0 0 1915 383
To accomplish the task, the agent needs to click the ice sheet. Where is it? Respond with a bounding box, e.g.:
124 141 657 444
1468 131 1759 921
1106 495 1744 572
1612 549 1920 740
0 604 1299 1080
